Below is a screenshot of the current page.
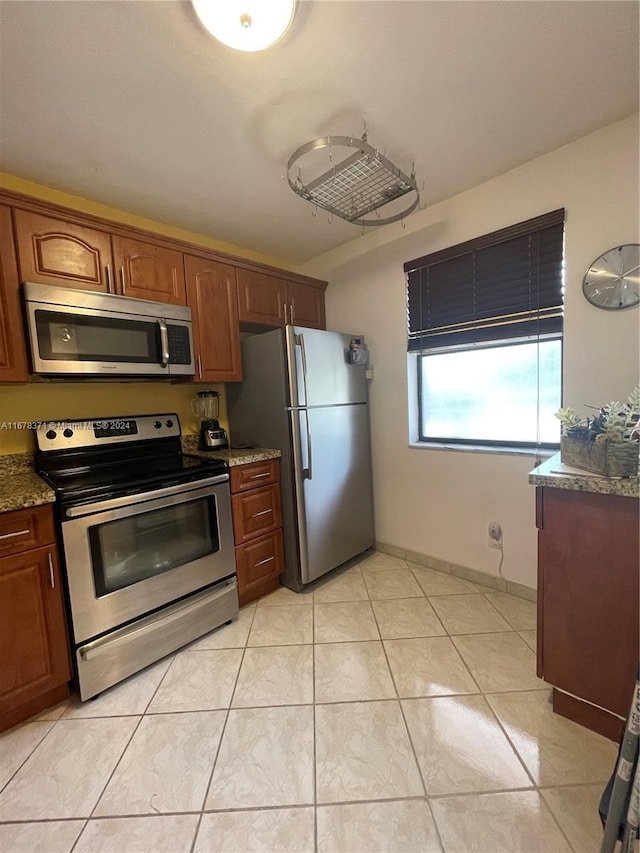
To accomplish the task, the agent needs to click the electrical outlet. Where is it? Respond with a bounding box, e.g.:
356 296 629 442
488 522 502 549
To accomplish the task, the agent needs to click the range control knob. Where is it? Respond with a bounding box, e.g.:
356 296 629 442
45 430 57 440
153 420 162 429
166 419 174 428
63 428 74 438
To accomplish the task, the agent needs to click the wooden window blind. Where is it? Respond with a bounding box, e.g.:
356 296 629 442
405 209 565 352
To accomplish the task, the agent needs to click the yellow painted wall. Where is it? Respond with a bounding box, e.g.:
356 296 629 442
0 381 228 454
0 172 290 270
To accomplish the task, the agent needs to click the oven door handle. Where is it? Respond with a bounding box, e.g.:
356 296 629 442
78 579 237 662
64 473 229 519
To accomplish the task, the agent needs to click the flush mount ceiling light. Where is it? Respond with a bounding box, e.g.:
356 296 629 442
287 132 422 228
192 0 296 52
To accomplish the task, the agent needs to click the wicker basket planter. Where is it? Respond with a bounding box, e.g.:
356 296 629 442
561 435 639 478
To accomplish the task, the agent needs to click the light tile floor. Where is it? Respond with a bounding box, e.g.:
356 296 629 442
0 552 617 852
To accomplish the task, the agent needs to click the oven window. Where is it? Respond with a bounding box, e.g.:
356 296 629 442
35 310 160 363
89 496 219 596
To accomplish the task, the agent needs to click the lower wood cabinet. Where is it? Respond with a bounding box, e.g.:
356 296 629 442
0 505 72 732
230 459 284 606
235 529 285 606
536 486 639 741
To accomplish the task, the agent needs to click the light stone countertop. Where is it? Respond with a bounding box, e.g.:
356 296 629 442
529 452 639 498
0 454 55 513
181 436 281 467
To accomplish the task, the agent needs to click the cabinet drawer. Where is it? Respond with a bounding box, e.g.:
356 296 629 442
235 529 284 597
0 505 55 557
232 484 282 544
230 459 280 494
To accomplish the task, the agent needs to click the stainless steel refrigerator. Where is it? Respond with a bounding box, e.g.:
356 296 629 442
227 326 375 590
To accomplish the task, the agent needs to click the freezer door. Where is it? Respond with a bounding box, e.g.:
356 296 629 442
287 326 367 407
293 403 374 584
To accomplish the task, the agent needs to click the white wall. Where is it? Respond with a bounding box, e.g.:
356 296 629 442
299 116 640 589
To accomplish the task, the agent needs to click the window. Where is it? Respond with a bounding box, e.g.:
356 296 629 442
405 209 565 449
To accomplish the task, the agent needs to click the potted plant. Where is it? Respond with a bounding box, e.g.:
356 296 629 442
555 387 640 477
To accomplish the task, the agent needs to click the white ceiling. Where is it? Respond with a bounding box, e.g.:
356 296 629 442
0 1 637 266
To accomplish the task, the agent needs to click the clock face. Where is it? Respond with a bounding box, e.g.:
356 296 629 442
582 244 640 310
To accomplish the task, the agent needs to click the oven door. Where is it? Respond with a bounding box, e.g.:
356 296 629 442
61 475 235 643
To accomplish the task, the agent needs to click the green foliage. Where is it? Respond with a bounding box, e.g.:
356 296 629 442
555 387 640 442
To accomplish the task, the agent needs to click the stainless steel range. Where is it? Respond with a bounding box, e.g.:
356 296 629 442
35 414 238 700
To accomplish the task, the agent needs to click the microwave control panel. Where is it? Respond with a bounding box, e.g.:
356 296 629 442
167 325 192 364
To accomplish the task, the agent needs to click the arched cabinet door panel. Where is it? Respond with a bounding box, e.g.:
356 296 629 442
14 209 113 292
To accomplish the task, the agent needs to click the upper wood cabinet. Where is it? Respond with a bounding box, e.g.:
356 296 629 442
185 255 242 383
14 210 113 292
112 236 186 305
237 268 287 326
286 280 326 329
237 269 326 330
0 206 29 382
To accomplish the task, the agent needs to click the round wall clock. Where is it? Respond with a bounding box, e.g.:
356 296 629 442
582 244 640 310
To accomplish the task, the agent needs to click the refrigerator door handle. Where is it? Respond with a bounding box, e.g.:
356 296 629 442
302 408 313 480
297 332 310 408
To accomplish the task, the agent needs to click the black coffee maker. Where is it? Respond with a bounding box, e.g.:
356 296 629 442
191 390 229 451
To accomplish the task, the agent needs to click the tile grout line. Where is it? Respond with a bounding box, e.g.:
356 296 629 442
479 591 536 632
0 720 58 798
368 586 448 852
0 780 609 825
311 593 318 853
188 602 258 853
81 651 180 828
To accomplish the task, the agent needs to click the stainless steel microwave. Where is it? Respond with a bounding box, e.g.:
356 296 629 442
24 282 195 378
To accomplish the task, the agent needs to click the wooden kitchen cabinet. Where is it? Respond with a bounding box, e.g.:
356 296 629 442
0 504 72 733
286 279 326 329
0 188 328 379
237 268 327 330
13 209 113 292
536 486 639 741
112 236 186 305
185 254 242 382
237 268 287 327
0 205 29 382
230 459 284 606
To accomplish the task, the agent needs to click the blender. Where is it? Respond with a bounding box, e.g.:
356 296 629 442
191 390 228 451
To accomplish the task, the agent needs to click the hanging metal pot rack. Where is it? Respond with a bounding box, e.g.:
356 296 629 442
286 132 421 228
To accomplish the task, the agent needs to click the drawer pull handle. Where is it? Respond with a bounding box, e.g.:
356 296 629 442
47 552 55 588
251 509 273 518
0 528 30 541
254 556 275 568
249 473 270 480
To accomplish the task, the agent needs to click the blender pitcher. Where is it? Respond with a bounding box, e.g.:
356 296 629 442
191 390 229 451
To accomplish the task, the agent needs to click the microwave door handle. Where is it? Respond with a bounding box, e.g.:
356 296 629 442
158 320 170 367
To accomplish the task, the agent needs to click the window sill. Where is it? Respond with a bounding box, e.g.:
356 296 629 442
408 441 558 459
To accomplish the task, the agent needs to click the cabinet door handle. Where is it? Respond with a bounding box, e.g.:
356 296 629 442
197 354 203 379
0 528 30 541
249 473 270 480
290 299 295 323
254 556 275 568
120 266 127 295
47 552 55 589
250 508 273 518
105 263 114 293
282 300 288 324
